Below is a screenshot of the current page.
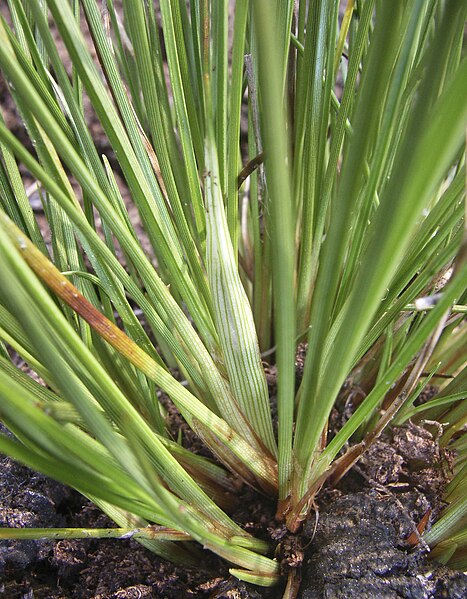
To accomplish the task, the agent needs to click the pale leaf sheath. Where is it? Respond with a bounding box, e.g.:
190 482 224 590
0 213 278 490
205 136 277 457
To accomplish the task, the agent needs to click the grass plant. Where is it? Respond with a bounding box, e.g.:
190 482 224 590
0 0 466 592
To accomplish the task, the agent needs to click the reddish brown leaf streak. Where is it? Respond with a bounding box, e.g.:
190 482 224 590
4 219 279 491
406 509 432 547
14 230 146 372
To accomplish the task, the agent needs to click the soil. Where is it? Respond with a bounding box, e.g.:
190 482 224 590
0 444 273 599
1 412 467 599
299 491 466 599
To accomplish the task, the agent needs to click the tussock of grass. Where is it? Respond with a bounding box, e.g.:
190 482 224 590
0 0 465 587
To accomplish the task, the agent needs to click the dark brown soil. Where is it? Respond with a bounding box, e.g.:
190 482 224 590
0 452 280 598
2 416 466 599
299 491 467 599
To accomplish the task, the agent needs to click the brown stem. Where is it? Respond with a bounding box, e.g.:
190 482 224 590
237 151 265 188
282 568 302 599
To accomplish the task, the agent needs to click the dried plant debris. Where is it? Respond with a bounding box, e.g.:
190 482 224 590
360 421 454 515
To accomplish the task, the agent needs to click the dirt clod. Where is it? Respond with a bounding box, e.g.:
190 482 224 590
299 491 467 599
360 421 454 519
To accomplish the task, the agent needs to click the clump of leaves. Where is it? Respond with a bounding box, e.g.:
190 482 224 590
0 0 466 593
